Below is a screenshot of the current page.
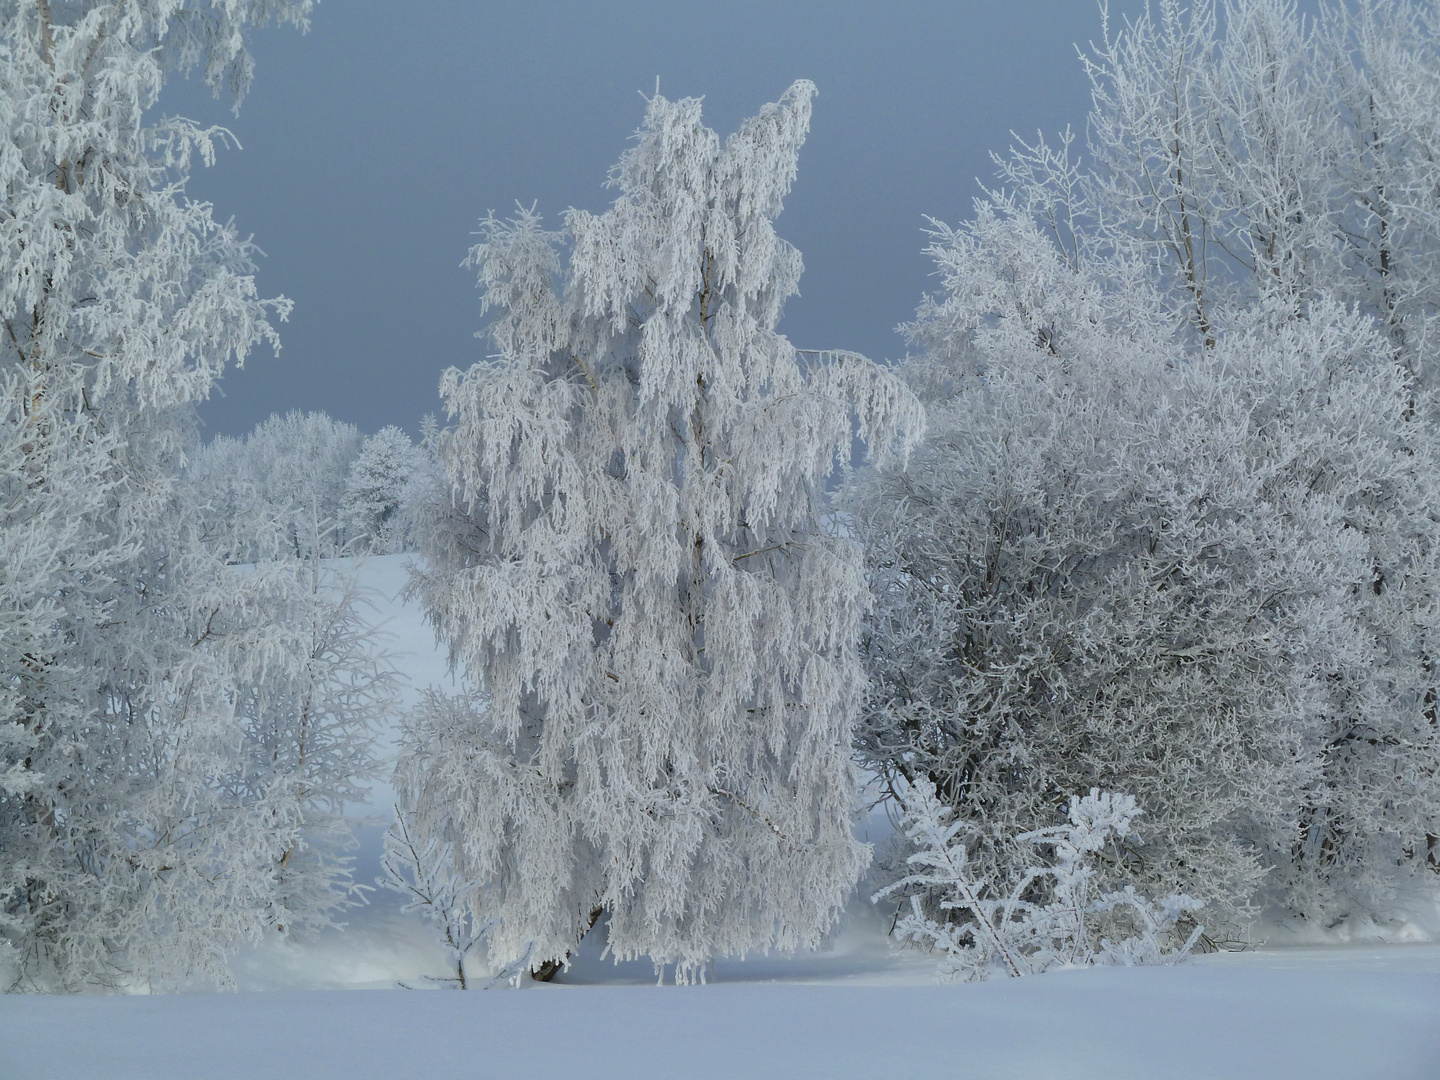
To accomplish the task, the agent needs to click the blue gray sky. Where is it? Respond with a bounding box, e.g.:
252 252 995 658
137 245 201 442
166 1 1149 438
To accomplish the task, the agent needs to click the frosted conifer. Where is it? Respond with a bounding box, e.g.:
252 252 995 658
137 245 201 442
343 425 424 553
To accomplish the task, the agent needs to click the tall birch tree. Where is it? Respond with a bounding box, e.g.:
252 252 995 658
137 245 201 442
402 81 921 981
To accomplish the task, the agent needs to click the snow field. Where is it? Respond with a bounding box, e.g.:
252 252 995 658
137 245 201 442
3 950 1439 1080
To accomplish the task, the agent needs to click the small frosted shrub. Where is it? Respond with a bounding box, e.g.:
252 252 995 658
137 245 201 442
876 780 1204 981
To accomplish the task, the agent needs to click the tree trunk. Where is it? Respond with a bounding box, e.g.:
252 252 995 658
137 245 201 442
530 906 604 983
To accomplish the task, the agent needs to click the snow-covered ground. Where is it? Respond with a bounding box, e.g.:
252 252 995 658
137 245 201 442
4 554 1440 1079
5 948 1440 1079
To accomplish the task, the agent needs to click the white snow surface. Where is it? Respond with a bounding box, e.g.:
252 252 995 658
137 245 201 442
3 950 1439 1079
4 554 1439 1078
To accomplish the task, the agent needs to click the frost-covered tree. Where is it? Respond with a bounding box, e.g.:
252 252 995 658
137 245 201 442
1317 0 1440 383
381 799 492 989
852 166 1440 923
226 554 393 938
342 424 425 553
403 81 921 981
244 410 361 555
1073 0 1335 341
0 0 322 990
181 440 394 947
192 410 362 561
1021 0 1440 378
164 459 394 944
849 0 1440 930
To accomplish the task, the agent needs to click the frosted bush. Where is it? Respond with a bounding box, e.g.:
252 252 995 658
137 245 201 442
381 808 491 989
876 779 1204 982
853 2 1440 926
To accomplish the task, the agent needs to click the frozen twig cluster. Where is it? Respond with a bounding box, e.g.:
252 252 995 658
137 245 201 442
877 780 1203 981
381 809 493 989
